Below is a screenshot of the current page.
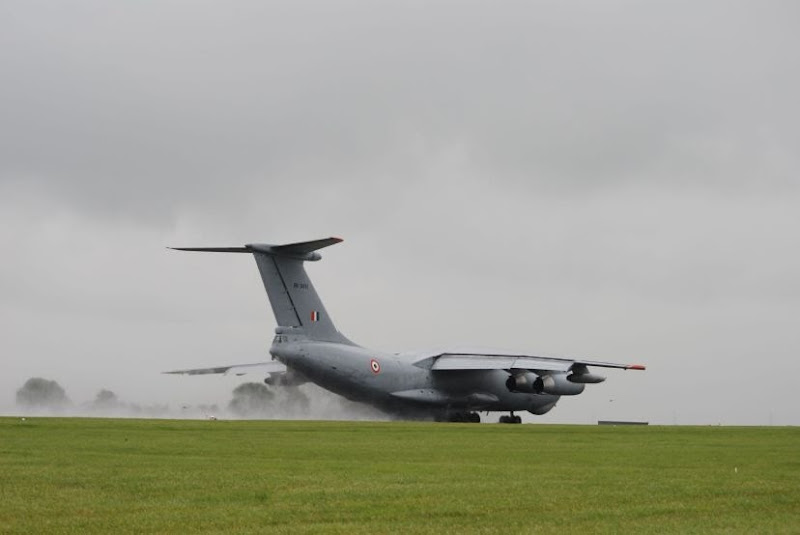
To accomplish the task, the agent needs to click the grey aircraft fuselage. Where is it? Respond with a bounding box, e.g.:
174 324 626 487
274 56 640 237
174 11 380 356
270 334 559 419
167 237 643 422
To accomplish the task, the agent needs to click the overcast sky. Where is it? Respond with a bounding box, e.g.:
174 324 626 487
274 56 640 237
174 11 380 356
2 1 798 424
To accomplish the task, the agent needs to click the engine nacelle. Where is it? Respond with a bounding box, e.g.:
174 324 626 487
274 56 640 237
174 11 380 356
505 371 539 393
534 374 585 396
567 372 606 384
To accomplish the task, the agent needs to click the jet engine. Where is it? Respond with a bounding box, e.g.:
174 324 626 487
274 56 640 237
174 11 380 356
505 371 538 393
533 374 585 396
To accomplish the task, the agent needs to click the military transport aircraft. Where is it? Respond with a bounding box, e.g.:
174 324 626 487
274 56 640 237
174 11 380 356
166 237 644 423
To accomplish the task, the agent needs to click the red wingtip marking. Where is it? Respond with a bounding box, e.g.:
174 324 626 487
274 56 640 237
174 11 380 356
332 236 344 242
628 364 646 370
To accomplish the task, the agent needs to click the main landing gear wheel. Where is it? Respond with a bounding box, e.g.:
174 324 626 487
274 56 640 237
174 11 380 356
499 413 522 424
439 411 481 423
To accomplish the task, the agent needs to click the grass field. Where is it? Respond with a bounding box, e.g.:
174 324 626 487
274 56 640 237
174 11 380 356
1 418 798 534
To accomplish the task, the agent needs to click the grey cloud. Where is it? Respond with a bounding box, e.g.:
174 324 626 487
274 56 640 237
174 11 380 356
3 1 798 223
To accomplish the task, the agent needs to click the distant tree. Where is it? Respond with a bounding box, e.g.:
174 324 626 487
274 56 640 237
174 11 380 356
228 382 275 417
16 378 70 410
91 389 121 410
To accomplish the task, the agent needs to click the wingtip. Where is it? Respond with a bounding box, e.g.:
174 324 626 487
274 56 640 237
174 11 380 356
627 364 646 371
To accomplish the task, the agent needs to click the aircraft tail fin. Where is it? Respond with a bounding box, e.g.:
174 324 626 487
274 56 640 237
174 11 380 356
170 237 352 344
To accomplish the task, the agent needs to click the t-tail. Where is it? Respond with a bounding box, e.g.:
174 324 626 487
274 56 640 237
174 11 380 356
170 237 353 345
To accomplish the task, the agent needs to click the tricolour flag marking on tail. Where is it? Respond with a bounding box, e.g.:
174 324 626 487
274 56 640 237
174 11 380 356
310 310 320 322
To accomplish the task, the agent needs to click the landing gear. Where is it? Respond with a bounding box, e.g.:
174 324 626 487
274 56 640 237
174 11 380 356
436 411 481 423
499 412 522 424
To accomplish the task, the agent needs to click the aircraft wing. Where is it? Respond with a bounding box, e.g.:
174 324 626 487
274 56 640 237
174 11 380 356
163 361 287 376
415 352 645 372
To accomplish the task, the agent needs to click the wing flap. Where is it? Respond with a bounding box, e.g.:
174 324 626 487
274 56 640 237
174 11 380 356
430 354 572 372
423 352 645 372
430 355 516 370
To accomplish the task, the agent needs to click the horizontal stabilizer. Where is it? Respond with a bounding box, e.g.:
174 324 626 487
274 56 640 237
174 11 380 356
168 237 343 261
163 361 286 376
168 247 251 253
273 237 343 255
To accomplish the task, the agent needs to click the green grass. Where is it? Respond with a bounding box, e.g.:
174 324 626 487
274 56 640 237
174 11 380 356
0 418 797 534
